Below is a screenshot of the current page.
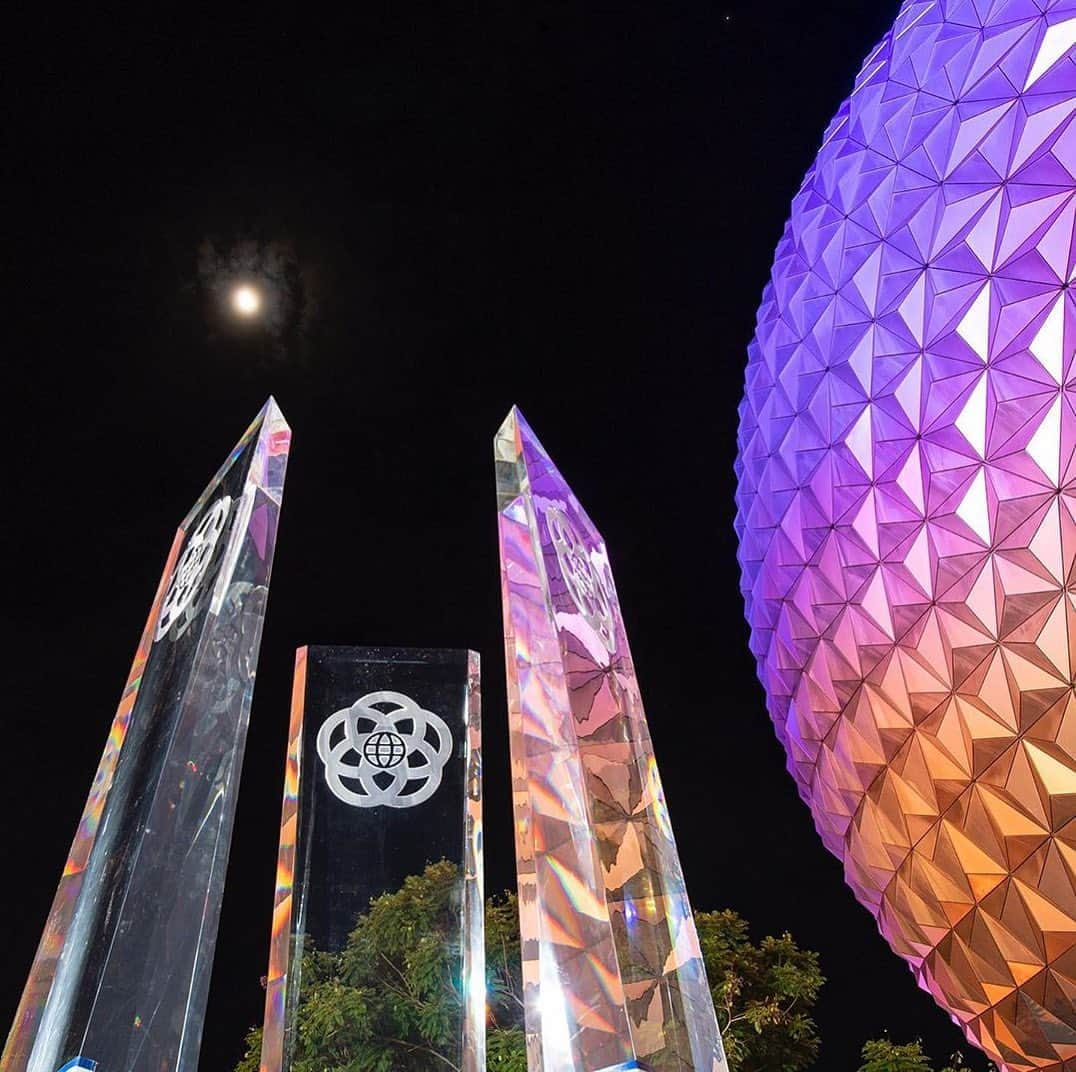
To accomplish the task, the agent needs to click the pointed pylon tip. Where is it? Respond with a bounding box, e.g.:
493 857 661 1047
501 404 532 436
496 404 522 443
260 394 290 431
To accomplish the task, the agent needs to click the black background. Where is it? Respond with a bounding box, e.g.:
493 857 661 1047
3 4 991 1070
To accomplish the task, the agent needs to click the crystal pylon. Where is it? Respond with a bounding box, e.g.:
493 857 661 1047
496 407 728 1072
259 646 484 1072
3 398 291 1072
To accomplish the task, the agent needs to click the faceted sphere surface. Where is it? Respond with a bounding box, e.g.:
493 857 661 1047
735 4 1076 1069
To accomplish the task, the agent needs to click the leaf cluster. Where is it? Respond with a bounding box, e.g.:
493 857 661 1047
857 1038 984 1072
237 860 472 1072
858 1038 935 1072
232 865 978 1072
696 909 824 1072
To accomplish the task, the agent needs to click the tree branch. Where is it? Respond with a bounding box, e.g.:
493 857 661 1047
500 934 525 1010
387 1036 461 1071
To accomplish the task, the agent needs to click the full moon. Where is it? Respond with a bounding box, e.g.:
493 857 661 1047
230 284 261 318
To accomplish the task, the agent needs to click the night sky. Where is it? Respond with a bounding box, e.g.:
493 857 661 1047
4 4 993 1070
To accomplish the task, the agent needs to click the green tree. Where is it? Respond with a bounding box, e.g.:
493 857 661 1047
234 1025 260 1072
940 1051 981 1072
236 861 474 1072
484 890 527 1069
857 1038 984 1072
697 909 824 1072
233 866 826 1072
858 1038 934 1072
942 1050 985 1072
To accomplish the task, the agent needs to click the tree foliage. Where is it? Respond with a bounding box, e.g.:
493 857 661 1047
234 862 828 1072
856 1038 982 1072
696 909 823 1072
236 861 477 1072
232 862 972 1072
858 1038 935 1072
484 889 527 1069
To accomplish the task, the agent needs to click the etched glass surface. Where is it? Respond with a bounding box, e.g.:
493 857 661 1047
2 399 291 1072
316 689 454 808
260 646 484 1072
497 407 727 1072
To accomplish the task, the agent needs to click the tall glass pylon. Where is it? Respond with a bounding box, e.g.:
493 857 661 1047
496 406 728 1072
2 398 291 1072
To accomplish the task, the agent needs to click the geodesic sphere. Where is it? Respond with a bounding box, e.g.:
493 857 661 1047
735 4 1076 1069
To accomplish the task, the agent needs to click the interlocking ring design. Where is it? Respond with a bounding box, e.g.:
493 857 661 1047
316 690 453 809
155 495 232 641
547 506 617 652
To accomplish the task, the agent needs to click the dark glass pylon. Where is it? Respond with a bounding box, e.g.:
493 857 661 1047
2 399 291 1072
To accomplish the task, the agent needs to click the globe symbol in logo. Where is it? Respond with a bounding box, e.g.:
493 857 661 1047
362 730 406 769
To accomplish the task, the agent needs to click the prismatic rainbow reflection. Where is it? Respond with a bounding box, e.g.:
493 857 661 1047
2 399 291 1072
497 407 728 1072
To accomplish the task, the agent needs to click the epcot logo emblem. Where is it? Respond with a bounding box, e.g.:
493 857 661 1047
316 691 453 809
155 495 232 641
547 506 616 652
